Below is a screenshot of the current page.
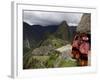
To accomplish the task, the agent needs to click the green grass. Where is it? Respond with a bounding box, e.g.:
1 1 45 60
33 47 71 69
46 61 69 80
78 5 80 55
59 59 77 67
23 46 78 69
31 56 49 62
23 55 50 69
41 36 68 49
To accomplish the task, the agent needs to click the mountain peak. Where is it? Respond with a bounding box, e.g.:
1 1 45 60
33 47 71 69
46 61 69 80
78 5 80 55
55 20 70 41
62 20 67 23
60 21 68 27
58 21 69 30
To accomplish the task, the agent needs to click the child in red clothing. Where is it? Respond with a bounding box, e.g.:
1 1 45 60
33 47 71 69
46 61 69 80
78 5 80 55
72 33 90 66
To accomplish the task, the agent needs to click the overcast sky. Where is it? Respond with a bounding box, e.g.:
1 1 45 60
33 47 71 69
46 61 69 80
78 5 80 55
23 10 83 26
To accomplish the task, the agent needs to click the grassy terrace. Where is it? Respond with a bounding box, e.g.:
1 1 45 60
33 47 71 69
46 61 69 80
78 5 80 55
23 52 77 69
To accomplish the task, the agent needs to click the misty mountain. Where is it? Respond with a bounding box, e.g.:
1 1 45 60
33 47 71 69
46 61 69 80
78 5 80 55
23 21 76 49
23 22 59 48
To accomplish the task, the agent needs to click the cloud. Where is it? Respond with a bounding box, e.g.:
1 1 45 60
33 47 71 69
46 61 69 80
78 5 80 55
23 10 83 26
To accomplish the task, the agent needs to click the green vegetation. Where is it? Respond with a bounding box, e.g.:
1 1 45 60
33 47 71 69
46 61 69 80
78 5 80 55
23 47 31 55
45 50 60 68
59 59 77 67
23 49 77 69
23 50 60 69
55 21 71 42
23 54 50 69
23 20 78 69
23 35 77 69
41 36 68 49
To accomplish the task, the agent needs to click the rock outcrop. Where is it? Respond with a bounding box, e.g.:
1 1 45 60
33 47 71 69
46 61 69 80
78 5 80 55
77 13 91 33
